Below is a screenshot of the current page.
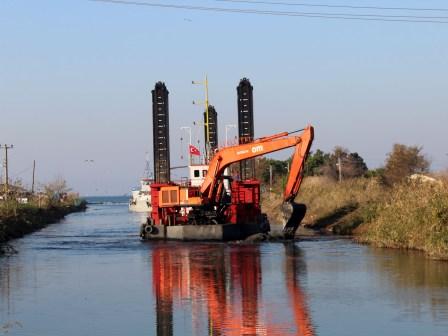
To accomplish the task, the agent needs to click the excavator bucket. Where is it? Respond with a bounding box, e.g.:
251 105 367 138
282 202 307 239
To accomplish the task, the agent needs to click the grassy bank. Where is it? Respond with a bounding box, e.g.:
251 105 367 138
357 181 448 259
261 177 382 234
296 177 382 234
261 176 448 259
0 199 86 246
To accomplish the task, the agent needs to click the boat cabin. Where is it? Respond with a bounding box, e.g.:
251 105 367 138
189 164 209 187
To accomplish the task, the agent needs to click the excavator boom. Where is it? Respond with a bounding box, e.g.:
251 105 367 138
283 126 314 202
201 125 314 204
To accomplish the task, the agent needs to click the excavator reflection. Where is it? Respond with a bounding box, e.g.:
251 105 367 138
152 243 314 336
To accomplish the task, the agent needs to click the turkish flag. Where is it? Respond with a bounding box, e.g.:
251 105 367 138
189 144 201 156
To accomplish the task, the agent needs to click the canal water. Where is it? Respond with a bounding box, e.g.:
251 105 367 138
1 198 448 336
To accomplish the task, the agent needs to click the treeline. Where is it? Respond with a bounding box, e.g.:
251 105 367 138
255 143 430 187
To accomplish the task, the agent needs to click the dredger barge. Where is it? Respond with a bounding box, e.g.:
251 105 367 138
140 79 314 241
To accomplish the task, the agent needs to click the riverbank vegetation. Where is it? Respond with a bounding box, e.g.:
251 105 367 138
358 180 448 259
0 179 86 248
259 143 448 259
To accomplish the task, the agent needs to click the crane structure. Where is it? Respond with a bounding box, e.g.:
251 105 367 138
143 125 314 239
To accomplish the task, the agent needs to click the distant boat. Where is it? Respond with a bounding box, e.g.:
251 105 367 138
129 178 152 212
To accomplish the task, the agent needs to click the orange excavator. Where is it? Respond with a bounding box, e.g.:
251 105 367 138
146 125 314 239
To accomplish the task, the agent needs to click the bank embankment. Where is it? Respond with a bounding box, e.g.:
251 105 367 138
261 176 448 259
0 201 87 245
262 177 382 235
356 181 448 259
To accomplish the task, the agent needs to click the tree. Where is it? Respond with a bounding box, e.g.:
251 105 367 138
43 178 71 206
256 158 288 183
254 157 292 194
383 144 430 185
320 147 368 180
255 157 269 183
304 149 330 176
345 152 368 178
365 167 385 178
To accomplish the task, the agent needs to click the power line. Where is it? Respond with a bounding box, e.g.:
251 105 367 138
215 2 448 20
211 0 448 12
89 0 448 23
10 165 33 179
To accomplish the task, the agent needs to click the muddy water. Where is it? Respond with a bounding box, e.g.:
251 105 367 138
1 199 448 336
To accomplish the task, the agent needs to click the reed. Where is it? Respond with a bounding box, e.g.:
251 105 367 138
262 176 448 259
358 181 448 259
299 177 382 230
261 176 383 233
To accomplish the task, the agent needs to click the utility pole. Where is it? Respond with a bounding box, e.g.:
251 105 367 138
337 156 342 183
205 75 209 147
269 164 273 194
192 75 210 159
31 160 36 194
1 144 14 200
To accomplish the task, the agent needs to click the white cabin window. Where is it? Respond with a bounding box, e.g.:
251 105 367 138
194 170 200 178
202 170 208 177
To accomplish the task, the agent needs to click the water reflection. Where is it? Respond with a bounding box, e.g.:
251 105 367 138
370 248 448 322
151 243 314 336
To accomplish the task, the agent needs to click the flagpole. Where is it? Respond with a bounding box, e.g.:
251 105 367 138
192 74 210 163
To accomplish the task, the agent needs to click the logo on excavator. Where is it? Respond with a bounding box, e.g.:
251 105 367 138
251 145 264 153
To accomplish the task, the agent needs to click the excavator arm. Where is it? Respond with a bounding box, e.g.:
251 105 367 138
201 125 314 203
283 126 314 202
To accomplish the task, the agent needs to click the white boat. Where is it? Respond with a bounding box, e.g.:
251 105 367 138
129 178 153 212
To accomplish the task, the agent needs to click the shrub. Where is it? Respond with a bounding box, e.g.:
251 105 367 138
359 181 448 259
382 144 429 185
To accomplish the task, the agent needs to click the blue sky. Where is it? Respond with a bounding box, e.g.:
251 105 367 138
1 0 447 195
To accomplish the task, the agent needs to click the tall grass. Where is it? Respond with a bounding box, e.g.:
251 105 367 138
297 177 382 230
261 175 448 258
359 181 448 259
261 176 383 233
